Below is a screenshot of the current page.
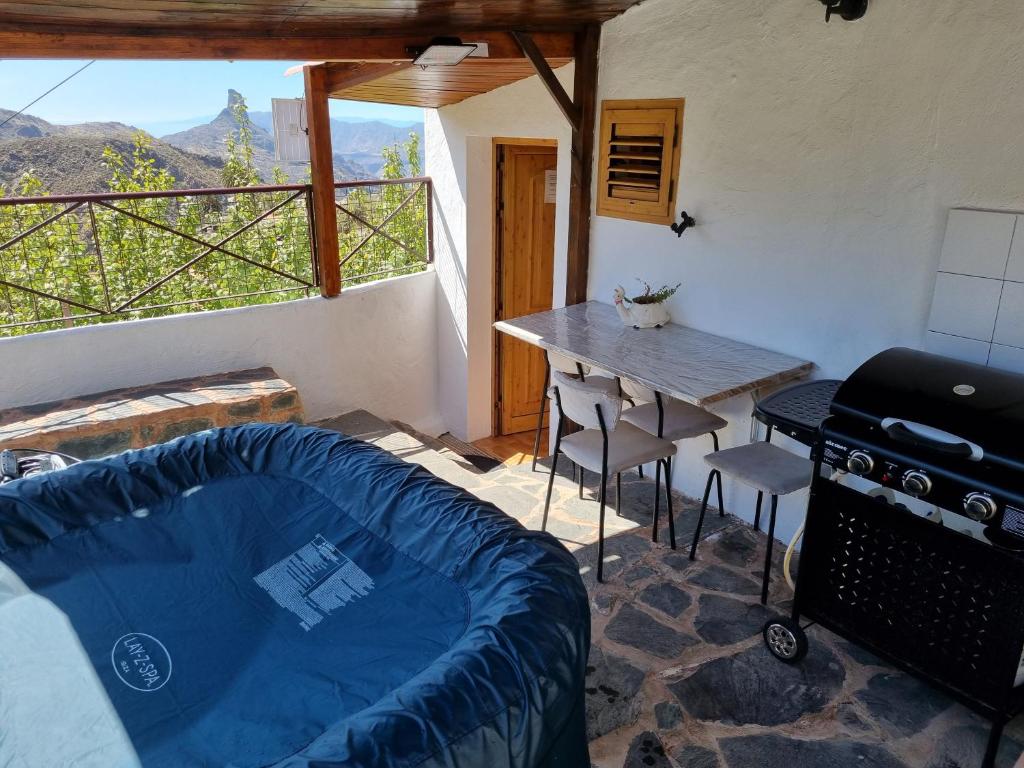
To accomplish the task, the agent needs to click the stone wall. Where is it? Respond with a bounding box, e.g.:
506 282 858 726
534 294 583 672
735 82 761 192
0 367 304 459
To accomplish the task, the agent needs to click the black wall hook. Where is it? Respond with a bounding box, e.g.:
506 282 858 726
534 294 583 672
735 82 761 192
819 0 868 22
670 211 696 238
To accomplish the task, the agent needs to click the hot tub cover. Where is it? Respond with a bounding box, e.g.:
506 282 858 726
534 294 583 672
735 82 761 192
0 424 590 768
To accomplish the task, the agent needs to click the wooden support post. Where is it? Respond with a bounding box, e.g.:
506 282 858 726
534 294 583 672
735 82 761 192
304 64 341 298
566 25 600 306
514 27 599 306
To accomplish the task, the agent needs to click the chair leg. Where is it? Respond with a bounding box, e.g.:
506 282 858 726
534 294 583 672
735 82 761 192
616 473 622 516
715 471 726 518
761 495 779 605
597 464 608 582
663 457 676 550
652 458 662 542
541 438 562 533
638 463 644 479
690 470 716 560
531 360 551 473
578 466 585 499
753 490 764 532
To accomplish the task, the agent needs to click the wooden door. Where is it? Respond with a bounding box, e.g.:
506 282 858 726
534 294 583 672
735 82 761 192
496 143 557 435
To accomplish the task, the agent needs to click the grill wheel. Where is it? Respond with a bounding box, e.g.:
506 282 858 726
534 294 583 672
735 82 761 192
763 617 808 664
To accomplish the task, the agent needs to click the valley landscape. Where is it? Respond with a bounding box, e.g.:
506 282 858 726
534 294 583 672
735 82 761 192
0 89 424 195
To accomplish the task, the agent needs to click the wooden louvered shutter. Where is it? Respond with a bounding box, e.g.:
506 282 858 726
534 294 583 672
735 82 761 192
596 99 684 225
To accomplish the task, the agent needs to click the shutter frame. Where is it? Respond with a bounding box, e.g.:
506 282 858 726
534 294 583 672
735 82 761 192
596 98 684 226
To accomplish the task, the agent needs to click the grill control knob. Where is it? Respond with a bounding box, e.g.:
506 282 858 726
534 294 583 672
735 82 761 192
902 470 932 497
846 450 874 476
964 492 998 522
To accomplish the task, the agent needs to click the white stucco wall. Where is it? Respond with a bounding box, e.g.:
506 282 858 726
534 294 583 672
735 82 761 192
0 271 443 435
427 66 575 441
426 0 1024 542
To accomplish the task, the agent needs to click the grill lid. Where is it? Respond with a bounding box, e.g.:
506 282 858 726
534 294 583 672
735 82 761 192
831 347 1024 463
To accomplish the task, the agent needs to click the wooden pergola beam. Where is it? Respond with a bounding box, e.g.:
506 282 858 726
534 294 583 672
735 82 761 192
303 64 341 298
510 31 580 127
0 27 575 61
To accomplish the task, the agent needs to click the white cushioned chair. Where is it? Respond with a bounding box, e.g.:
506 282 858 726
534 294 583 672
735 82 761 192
531 350 603 472
542 370 677 581
618 378 729 542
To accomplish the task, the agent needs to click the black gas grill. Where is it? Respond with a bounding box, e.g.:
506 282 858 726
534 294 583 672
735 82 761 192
764 348 1024 768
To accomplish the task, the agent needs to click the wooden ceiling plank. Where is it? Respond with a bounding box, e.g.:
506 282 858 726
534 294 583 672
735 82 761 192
324 61 413 93
329 54 574 106
0 27 575 60
0 1 639 32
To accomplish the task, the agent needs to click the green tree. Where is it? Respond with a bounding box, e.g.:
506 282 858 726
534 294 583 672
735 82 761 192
0 104 426 337
221 99 262 188
339 131 427 286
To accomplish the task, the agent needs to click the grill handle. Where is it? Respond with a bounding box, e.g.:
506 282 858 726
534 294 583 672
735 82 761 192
880 418 983 461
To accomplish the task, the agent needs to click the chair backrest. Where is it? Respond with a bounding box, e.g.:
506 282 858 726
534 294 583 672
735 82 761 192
547 350 590 377
550 370 623 430
619 377 657 404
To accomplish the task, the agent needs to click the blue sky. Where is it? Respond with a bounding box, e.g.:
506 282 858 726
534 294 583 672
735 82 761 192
0 60 423 135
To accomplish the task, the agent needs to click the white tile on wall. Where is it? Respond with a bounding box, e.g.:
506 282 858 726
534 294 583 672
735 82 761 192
938 209 1016 279
1005 214 1024 283
924 331 991 365
989 344 1024 375
993 280 1024 348
927 273 1003 341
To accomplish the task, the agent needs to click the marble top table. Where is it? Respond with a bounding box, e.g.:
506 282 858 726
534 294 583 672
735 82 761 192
494 301 814 408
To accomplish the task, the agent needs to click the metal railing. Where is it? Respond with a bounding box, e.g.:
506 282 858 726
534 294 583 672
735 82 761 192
336 177 433 287
0 177 433 336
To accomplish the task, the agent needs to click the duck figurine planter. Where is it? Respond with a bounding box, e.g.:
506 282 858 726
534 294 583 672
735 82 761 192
613 283 678 329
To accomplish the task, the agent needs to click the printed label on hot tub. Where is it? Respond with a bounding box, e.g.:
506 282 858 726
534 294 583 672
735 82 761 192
111 632 172 692
254 534 375 631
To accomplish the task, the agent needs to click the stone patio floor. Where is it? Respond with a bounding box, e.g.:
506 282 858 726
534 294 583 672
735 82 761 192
319 412 1024 768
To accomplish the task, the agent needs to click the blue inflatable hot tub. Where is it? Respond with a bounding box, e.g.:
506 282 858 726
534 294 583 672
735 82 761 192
0 424 590 767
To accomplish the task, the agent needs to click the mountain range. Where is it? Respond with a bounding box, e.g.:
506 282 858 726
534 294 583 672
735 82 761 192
0 110 224 193
0 89 424 195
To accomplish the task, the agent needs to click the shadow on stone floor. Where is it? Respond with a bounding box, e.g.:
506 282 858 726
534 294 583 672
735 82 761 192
470 455 1024 768
579 523 1024 768
326 414 1024 768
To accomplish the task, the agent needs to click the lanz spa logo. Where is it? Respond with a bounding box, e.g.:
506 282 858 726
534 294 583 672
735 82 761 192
111 633 172 692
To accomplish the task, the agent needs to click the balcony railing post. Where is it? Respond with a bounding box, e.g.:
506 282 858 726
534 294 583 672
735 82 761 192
86 200 113 313
303 64 341 298
426 179 434 264
304 185 320 288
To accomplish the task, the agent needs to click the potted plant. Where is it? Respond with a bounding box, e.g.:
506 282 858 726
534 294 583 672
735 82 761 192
612 281 681 328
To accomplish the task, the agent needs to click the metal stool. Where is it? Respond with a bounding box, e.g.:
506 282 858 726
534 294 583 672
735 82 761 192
690 442 813 603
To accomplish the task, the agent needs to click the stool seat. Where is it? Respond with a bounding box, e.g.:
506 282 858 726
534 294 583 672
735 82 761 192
703 442 813 496
621 399 727 441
